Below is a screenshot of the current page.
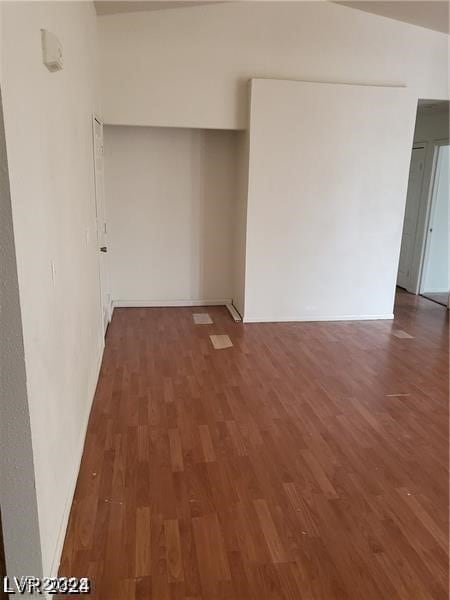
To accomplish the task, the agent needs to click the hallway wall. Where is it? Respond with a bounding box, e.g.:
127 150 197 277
0 87 43 582
1 1 103 576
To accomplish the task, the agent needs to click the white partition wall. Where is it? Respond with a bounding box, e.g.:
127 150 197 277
244 79 418 322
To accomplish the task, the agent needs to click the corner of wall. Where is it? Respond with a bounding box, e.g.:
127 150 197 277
0 86 43 582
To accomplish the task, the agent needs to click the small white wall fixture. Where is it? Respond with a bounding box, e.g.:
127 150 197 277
41 29 63 72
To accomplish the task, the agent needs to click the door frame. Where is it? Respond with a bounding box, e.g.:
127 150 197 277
92 113 112 336
416 138 449 296
397 143 427 292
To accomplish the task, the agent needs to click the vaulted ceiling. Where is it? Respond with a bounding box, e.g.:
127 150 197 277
94 1 449 34
94 1 220 15
336 1 448 34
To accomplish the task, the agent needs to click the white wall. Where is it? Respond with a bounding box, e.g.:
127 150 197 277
104 126 238 306
421 145 449 293
244 78 417 322
1 1 103 577
0 4 42 583
233 129 250 317
98 2 448 130
0 86 43 581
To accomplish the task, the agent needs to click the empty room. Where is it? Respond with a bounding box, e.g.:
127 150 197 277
0 1 448 599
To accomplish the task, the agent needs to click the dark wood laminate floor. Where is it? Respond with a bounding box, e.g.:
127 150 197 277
421 292 449 307
60 291 449 599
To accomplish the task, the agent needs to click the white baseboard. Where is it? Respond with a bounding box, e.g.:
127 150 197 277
113 298 232 308
243 313 394 323
226 303 242 322
48 337 104 580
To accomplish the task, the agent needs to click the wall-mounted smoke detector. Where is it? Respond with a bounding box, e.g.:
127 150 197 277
41 29 63 72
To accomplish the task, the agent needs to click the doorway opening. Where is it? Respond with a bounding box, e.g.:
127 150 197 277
101 125 247 315
396 99 449 307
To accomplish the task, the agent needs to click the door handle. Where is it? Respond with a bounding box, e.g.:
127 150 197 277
100 246 108 253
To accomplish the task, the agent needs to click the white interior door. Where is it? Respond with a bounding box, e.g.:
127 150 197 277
93 116 111 334
420 144 450 297
397 146 426 290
